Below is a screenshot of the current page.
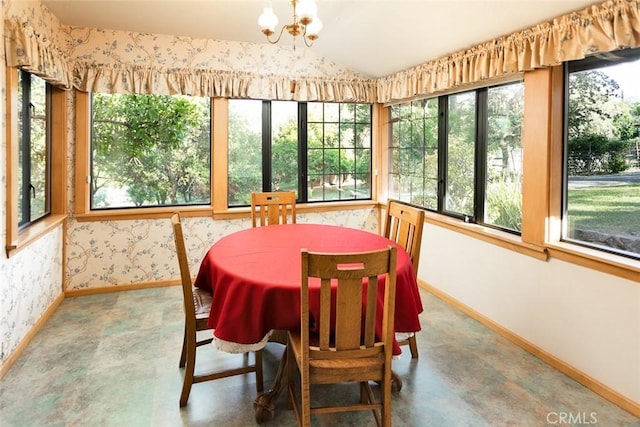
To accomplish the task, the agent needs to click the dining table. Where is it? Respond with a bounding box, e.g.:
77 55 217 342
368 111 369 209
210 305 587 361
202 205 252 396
193 223 423 422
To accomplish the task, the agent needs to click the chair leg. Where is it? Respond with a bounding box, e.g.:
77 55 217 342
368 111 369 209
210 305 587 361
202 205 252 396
408 335 419 359
382 374 391 427
179 325 187 368
362 382 382 427
300 364 311 427
255 349 264 393
180 333 196 407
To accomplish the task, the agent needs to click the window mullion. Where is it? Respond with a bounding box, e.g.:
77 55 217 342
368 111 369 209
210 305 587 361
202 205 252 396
475 89 488 224
19 72 32 227
298 103 307 202
437 96 447 213
262 100 272 192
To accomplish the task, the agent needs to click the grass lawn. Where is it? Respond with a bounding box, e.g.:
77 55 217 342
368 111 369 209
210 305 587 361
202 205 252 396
567 183 640 235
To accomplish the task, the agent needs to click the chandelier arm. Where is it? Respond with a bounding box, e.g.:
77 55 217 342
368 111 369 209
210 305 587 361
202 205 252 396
302 25 315 48
303 34 314 48
266 25 288 45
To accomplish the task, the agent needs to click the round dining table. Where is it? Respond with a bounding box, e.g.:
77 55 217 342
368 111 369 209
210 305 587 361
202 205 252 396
194 223 423 353
193 223 424 422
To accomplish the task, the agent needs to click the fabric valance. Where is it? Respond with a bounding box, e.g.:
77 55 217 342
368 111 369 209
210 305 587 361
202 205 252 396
4 19 73 89
72 62 377 102
377 0 640 103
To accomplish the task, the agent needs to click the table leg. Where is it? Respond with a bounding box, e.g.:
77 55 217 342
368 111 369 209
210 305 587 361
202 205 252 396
391 370 403 392
253 344 288 423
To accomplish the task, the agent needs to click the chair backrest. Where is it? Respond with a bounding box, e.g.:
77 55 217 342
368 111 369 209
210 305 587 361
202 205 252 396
300 246 397 362
251 191 296 227
383 199 424 275
171 212 196 322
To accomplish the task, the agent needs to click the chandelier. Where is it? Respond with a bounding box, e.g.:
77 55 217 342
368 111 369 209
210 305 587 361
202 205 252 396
258 0 323 50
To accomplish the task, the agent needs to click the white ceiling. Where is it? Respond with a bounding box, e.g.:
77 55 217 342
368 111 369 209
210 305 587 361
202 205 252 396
42 0 603 78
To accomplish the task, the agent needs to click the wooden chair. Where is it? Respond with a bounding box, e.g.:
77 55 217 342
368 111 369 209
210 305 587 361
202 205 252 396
251 191 296 227
287 246 398 427
171 212 263 407
383 199 424 359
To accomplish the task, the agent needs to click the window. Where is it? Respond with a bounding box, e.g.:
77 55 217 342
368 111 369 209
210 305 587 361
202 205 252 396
228 99 372 206
388 81 524 233
445 92 476 217
564 48 640 258
484 84 525 230
388 99 439 210
89 93 211 209
6 67 66 255
17 70 51 227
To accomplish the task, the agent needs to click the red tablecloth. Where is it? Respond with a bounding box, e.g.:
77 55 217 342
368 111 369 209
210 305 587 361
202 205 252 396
194 223 423 355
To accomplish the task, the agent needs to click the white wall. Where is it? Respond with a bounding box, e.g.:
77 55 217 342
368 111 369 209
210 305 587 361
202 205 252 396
419 222 640 404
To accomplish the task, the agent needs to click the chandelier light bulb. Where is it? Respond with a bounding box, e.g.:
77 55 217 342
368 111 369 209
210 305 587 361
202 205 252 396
258 6 278 33
296 0 317 25
305 16 322 39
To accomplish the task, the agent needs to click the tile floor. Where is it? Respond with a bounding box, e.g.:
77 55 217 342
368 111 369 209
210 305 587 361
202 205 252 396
1 286 638 426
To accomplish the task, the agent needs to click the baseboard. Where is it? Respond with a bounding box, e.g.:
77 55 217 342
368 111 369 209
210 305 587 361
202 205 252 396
0 292 65 380
419 281 640 418
64 279 180 297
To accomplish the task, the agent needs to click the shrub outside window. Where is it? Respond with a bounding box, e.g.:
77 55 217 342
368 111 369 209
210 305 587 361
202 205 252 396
90 93 211 209
565 48 640 258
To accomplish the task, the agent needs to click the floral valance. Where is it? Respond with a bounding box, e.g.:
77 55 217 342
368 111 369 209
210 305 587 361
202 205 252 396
377 0 640 103
4 0 640 104
72 62 377 103
4 19 73 89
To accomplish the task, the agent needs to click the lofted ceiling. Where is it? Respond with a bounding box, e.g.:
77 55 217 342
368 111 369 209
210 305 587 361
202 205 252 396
42 0 603 78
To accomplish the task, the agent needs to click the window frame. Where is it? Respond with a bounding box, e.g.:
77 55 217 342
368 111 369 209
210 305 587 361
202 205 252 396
387 80 525 234
18 70 52 227
530 65 639 281
561 50 640 261
226 98 374 207
85 92 213 211
73 91 215 220
5 67 67 257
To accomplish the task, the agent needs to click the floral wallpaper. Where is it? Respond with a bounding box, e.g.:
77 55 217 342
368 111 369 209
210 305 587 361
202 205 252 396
65 26 359 77
0 227 63 364
65 210 378 290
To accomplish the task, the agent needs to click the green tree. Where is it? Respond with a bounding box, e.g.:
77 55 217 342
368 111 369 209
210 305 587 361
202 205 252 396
271 120 299 191
446 92 476 215
227 101 262 205
567 71 634 175
390 99 438 208
92 93 210 207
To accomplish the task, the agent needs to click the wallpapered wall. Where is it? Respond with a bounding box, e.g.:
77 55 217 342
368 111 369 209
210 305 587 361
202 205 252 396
0 0 375 365
65 211 378 290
